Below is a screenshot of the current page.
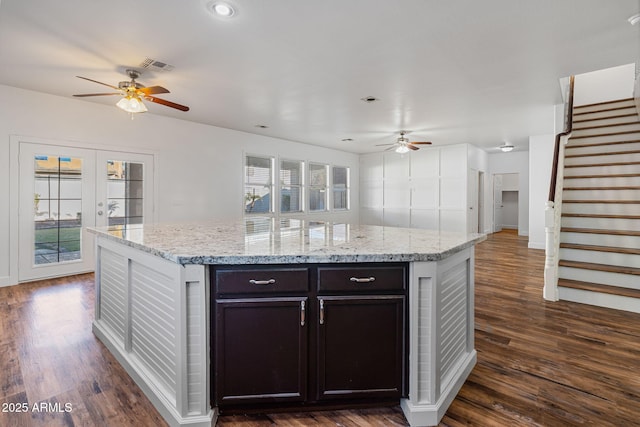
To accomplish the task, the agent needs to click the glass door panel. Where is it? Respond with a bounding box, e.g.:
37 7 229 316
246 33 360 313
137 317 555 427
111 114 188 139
19 144 96 281
96 151 154 231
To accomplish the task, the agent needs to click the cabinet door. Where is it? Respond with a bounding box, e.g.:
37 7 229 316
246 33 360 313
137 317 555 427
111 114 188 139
215 297 308 405
317 295 405 400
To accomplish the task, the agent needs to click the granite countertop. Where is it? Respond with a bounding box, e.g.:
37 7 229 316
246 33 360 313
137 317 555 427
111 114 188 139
88 218 486 265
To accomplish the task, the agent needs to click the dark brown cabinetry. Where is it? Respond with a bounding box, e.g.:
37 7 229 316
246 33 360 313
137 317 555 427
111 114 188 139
212 263 407 410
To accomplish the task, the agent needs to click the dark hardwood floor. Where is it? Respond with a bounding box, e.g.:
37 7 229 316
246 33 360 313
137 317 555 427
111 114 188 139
1 230 639 426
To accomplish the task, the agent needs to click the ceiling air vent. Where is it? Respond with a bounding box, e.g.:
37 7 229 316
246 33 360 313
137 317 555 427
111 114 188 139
139 58 174 72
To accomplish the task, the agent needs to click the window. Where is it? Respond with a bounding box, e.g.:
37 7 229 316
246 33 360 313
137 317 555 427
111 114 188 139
280 159 304 213
332 166 350 210
309 163 328 212
245 155 274 214
106 160 144 226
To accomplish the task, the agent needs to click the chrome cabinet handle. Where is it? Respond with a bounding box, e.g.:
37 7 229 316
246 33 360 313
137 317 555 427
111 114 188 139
349 277 376 283
300 300 306 326
249 279 276 285
319 299 325 325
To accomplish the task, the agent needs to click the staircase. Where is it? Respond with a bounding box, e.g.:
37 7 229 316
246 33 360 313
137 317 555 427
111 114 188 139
556 97 640 313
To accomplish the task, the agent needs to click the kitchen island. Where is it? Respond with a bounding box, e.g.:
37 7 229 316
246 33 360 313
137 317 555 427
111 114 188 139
89 218 485 427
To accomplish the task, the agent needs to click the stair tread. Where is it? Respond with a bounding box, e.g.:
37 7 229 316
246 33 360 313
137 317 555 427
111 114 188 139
574 98 635 110
563 186 640 190
573 113 639 123
571 122 640 131
562 213 640 219
570 130 640 139
558 279 640 299
566 150 640 158
559 242 640 255
563 199 640 204
565 161 640 168
566 139 640 149
564 173 640 179
558 259 640 275
561 227 640 236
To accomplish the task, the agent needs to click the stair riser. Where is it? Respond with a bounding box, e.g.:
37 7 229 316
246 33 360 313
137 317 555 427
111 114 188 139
562 202 639 215
560 232 640 249
564 176 640 187
573 106 638 121
558 288 640 314
570 123 640 138
563 189 640 201
558 266 639 288
564 152 640 166
561 216 640 230
566 141 640 156
559 248 640 269
573 99 637 114
569 132 640 144
573 115 639 129
564 164 640 176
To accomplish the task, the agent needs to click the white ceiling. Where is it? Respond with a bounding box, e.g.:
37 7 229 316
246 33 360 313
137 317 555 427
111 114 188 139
0 0 638 154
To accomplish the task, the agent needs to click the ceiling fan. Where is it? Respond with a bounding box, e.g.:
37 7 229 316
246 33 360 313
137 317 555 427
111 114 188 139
73 69 189 113
376 131 432 153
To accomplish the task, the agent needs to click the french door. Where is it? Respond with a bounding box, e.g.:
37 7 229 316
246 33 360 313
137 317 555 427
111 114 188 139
18 142 154 282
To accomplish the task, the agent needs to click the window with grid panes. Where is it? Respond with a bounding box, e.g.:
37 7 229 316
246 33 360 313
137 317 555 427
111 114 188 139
309 163 328 212
332 166 350 210
280 159 304 213
244 155 274 214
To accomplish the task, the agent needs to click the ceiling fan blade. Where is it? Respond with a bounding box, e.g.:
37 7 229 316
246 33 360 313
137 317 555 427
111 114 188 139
76 76 120 90
384 146 397 151
144 96 190 112
408 144 420 151
375 143 395 146
73 93 121 97
409 141 432 145
138 85 170 95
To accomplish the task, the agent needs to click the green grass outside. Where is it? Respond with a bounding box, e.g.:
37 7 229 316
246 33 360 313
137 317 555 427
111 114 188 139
35 226 81 252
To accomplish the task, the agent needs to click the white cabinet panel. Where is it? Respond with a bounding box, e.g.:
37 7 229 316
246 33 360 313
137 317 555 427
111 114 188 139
411 181 439 209
440 210 467 232
384 208 411 228
361 182 383 208
411 209 439 229
384 153 410 180
360 208 383 225
410 151 439 179
440 178 466 209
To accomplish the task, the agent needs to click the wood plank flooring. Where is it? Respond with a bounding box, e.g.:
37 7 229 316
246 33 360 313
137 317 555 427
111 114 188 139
1 230 640 426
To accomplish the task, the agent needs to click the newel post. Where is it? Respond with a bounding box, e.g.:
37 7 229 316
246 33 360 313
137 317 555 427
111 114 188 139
543 201 559 301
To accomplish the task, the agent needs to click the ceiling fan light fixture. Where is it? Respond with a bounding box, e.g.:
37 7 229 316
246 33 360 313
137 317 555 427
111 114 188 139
395 145 410 154
499 142 514 152
116 95 148 113
628 13 640 25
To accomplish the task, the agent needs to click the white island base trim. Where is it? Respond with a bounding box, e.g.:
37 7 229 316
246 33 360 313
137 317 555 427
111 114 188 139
93 237 215 427
92 236 476 427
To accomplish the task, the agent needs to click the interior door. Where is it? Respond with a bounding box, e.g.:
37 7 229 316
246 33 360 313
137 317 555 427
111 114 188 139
467 169 479 233
19 143 96 281
493 174 503 233
19 144 155 282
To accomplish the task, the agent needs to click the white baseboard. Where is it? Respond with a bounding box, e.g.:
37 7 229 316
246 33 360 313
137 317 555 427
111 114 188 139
528 241 545 250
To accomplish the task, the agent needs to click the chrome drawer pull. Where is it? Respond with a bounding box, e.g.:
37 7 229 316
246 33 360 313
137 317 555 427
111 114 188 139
300 300 306 326
249 278 276 285
319 299 325 325
349 277 376 283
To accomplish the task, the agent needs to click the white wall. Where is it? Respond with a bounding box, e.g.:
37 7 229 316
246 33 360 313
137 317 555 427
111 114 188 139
0 85 359 286
528 133 555 249
488 151 529 236
573 63 636 106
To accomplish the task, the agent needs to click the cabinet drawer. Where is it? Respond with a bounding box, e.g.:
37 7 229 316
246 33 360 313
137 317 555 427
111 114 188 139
215 267 309 295
317 264 406 293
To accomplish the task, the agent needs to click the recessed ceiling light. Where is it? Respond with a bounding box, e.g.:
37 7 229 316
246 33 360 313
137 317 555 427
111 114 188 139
254 124 269 129
341 138 354 142
209 1 235 17
360 96 380 103
629 13 640 25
